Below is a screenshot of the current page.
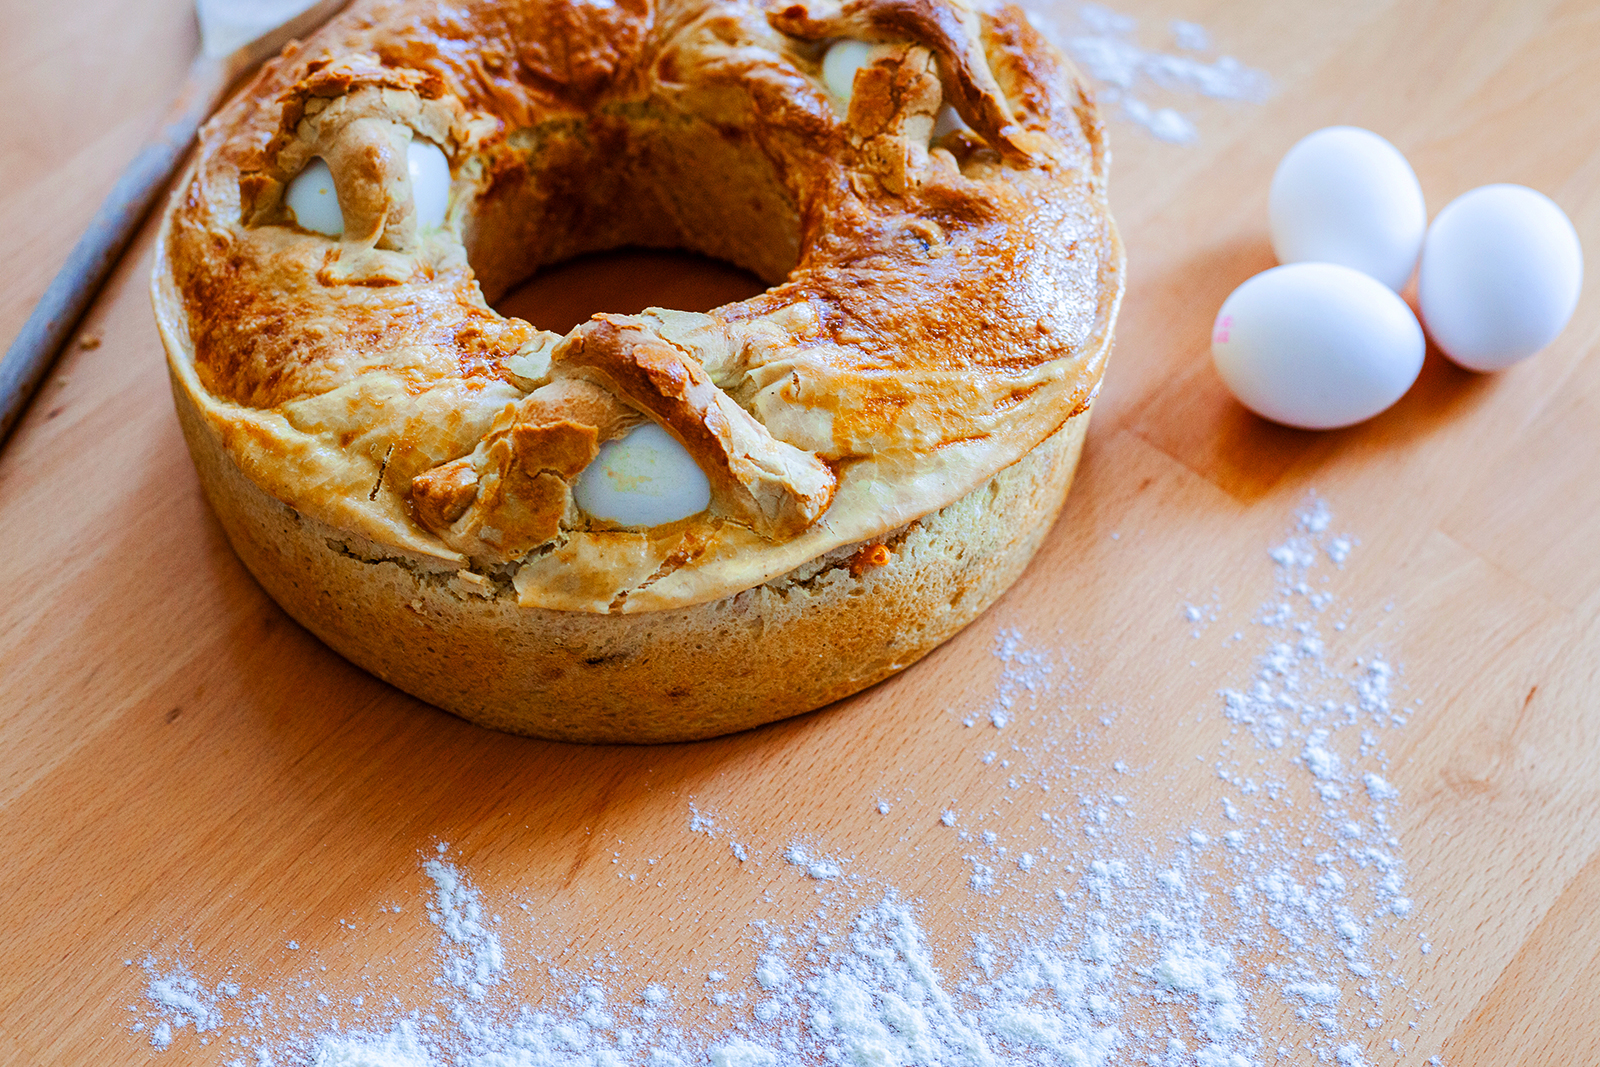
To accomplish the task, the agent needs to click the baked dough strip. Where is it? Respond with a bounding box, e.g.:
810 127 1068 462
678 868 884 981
158 0 1121 613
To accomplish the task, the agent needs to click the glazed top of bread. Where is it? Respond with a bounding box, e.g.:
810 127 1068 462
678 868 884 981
155 0 1122 613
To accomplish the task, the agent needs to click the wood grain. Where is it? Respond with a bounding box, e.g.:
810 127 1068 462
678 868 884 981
0 52 229 445
2 1 1598 1064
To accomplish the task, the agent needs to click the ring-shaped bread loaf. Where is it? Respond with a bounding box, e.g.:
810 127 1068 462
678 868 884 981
155 0 1121 618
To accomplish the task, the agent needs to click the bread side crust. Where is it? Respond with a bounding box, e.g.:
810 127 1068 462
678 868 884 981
170 349 1089 742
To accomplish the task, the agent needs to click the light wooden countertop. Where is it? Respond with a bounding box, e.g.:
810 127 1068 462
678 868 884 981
2 1 1598 1063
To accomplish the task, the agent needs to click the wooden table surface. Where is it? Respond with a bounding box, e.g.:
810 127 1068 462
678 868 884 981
4 1 1599 1064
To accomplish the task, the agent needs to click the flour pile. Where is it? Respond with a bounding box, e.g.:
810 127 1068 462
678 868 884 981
131 497 1438 1065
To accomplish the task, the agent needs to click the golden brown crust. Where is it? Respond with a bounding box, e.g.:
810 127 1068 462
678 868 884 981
156 0 1122 615
768 0 1043 165
562 317 838 540
169 344 1093 742
153 0 1122 739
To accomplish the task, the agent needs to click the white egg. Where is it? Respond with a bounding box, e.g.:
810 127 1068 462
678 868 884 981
931 104 968 140
1269 126 1426 292
408 138 451 231
1212 262 1425 430
1417 184 1583 372
284 157 343 237
573 422 712 527
822 39 876 106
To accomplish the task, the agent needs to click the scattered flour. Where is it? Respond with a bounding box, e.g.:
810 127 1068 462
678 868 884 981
1363 773 1400 802
784 842 844 881
1021 3 1272 143
311 1023 431 1067
141 965 226 1048
131 496 1439 1066
1169 19 1209 52
980 628 1056 729
688 802 717 835
423 851 503 1000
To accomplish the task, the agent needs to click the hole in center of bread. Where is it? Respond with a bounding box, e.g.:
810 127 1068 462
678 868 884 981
492 248 767 335
463 110 802 305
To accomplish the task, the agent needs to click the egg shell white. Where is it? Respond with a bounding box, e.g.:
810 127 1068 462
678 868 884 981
932 104 969 139
572 422 713 527
284 157 343 237
1269 126 1426 292
1212 262 1425 430
407 139 451 231
822 39 876 106
1418 183 1583 372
